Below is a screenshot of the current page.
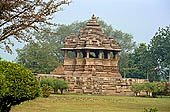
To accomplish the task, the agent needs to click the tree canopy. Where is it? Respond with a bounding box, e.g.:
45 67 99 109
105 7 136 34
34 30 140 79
123 26 170 81
0 0 70 53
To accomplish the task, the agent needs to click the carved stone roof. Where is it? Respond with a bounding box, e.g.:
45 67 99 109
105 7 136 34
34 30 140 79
62 15 121 51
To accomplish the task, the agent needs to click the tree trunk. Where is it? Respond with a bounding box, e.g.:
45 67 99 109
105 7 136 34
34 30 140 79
60 89 63 94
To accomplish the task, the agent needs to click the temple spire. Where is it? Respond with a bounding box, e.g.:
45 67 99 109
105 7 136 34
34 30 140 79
86 14 99 26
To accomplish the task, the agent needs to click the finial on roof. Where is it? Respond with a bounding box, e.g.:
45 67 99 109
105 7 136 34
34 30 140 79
86 14 99 26
92 14 96 19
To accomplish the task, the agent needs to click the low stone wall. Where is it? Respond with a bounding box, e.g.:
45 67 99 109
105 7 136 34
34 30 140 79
36 74 147 96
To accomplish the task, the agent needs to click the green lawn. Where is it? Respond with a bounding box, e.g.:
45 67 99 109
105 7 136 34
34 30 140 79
11 94 170 112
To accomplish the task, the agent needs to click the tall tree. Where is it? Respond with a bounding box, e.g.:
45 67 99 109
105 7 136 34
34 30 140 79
124 43 152 79
0 0 70 53
148 25 170 81
16 42 60 74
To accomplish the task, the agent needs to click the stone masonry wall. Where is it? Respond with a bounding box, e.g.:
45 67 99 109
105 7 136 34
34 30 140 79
36 74 147 96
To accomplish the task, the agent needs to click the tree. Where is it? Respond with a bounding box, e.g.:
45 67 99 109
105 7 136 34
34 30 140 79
54 79 68 94
122 43 149 79
0 61 41 112
123 26 170 81
16 42 60 74
16 19 136 73
0 0 70 53
148 25 170 81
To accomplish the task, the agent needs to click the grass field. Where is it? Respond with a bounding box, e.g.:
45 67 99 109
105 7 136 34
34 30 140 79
11 94 170 112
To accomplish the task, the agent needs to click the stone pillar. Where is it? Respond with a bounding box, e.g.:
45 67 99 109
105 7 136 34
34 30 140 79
77 50 80 58
99 50 103 59
64 50 68 58
104 51 107 59
86 50 90 58
114 53 118 60
107 51 110 59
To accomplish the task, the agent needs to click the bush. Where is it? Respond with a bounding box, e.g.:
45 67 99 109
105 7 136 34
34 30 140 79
144 108 158 112
131 82 161 97
131 83 143 96
0 61 41 112
143 82 158 96
40 78 68 94
40 78 54 87
152 82 165 97
41 85 52 98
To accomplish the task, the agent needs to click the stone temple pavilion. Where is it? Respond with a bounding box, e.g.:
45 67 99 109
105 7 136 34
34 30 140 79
47 15 146 95
61 15 122 78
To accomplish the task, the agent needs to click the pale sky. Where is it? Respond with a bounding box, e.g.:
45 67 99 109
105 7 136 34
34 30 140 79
0 0 170 61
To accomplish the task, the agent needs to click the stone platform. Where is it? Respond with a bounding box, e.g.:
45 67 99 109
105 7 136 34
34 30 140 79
36 74 147 96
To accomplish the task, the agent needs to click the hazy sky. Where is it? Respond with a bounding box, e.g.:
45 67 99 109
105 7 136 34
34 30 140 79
0 0 170 61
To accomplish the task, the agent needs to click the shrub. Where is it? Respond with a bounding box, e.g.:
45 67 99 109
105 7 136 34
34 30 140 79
41 85 52 98
131 82 161 97
152 82 165 97
131 83 143 96
40 78 54 87
144 108 158 112
0 61 41 112
40 78 68 94
143 82 158 96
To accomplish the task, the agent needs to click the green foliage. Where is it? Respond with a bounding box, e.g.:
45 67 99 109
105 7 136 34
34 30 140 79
143 82 158 96
148 25 170 81
55 79 68 94
131 82 166 97
131 83 143 96
121 43 154 80
0 61 41 112
16 42 60 74
144 108 158 112
40 78 68 94
0 74 8 99
40 78 54 88
41 85 52 98
149 26 170 67
121 26 170 81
